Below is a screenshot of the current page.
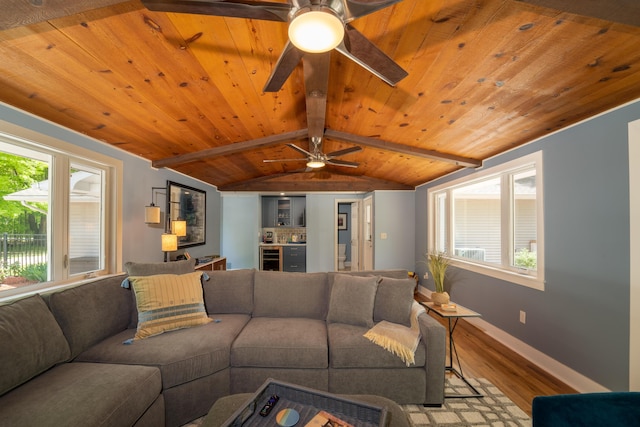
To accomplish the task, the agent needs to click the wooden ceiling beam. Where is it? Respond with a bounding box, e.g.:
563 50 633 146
324 130 482 168
518 0 640 27
0 0 128 30
219 169 413 192
152 129 309 169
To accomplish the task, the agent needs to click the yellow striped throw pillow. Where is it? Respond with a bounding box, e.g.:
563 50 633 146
130 271 212 340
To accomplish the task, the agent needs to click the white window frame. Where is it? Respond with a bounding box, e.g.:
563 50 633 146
0 119 122 299
428 151 545 291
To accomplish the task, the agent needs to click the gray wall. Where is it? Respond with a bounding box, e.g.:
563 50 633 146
416 100 639 391
0 102 222 266
372 190 416 271
221 194 260 270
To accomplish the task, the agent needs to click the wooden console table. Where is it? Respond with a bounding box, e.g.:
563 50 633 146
419 299 482 398
194 257 227 271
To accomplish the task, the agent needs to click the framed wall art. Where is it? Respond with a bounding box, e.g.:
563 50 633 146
338 213 347 230
167 181 206 248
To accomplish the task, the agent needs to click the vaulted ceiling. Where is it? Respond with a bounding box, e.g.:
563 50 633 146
1 0 639 192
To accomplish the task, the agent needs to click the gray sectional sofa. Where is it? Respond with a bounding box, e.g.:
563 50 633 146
0 261 446 427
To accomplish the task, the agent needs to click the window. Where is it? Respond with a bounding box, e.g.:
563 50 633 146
428 151 544 290
0 126 122 297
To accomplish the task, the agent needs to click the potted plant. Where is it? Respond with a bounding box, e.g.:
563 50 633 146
428 251 450 306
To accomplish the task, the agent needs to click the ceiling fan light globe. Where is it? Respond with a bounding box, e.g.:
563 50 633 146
306 159 326 168
289 10 344 53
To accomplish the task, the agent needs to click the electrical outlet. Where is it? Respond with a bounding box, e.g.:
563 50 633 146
380 232 388 240
423 272 429 279
519 310 526 324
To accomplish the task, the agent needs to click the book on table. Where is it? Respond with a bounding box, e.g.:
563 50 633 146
304 410 354 427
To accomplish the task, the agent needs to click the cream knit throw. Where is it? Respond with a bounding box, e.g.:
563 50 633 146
363 301 426 366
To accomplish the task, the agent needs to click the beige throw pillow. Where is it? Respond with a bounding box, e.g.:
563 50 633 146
129 271 211 340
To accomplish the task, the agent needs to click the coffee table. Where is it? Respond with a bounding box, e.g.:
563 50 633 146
201 379 410 427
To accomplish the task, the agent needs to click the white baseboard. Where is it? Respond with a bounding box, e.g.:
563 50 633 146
418 287 608 393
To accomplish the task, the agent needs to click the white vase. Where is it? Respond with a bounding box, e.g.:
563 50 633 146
431 291 450 306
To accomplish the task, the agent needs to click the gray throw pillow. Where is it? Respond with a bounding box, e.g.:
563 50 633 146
374 277 416 326
327 274 380 327
0 295 71 395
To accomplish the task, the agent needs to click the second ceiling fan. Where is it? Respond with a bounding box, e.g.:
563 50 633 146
263 137 363 169
142 0 409 167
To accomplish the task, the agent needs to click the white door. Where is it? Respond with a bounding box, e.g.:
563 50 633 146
363 196 373 270
350 202 359 271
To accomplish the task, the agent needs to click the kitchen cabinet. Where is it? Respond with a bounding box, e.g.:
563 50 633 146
283 246 306 272
261 197 277 227
291 198 306 227
262 196 306 227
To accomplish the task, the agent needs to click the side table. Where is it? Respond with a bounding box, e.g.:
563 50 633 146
194 257 227 271
419 299 482 398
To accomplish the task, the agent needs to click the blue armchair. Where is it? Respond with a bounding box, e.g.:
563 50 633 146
532 392 640 426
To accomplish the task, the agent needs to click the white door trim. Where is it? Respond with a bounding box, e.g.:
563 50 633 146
629 118 640 391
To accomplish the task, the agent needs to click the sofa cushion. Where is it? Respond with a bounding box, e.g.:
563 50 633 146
125 258 196 275
76 314 250 389
253 271 328 319
0 362 162 427
49 274 131 358
203 269 254 314
374 277 416 326
326 274 379 328
328 270 408 291
0 294 71 396
130 271 212 340
328 323 426 368
231 317 328 369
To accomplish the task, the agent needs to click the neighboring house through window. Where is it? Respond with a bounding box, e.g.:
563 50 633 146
428 151 544 290
0 125 122 298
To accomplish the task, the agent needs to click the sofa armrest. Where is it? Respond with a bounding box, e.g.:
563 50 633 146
417 312 446 406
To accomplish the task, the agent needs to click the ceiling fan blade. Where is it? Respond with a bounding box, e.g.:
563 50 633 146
142 0 291 22
326 159 359 168
302 53 331 146
286 143 313 157
0 0 125 30
336 24 408 86
325 146 362 158
342 0 405 22
263 42 305 92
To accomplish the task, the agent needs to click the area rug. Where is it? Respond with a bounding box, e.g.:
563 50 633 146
182 378 531 427
402 377 531 426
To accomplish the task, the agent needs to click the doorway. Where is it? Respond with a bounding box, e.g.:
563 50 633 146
363 195 373 271
336 200 362 272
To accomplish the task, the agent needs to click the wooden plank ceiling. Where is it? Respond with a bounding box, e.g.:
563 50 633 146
1 0 639 192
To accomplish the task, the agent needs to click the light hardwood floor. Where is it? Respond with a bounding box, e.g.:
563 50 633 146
416 293 577 416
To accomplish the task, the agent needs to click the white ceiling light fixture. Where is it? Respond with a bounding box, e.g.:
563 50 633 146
288 8 345 53
306 158 325 169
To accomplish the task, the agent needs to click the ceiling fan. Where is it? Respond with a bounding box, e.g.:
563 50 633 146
142 0 408 171
142 0 409 92
263 137 362 168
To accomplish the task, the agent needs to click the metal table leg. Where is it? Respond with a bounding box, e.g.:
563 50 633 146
445 318 482 398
